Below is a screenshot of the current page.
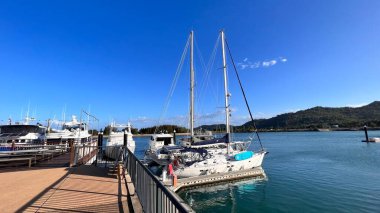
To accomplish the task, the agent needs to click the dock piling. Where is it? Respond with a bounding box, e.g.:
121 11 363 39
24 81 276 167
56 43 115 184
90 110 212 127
364 125 369 142
173 130 177 145
69 140 74 167
124 130 128 147
97 131 103 147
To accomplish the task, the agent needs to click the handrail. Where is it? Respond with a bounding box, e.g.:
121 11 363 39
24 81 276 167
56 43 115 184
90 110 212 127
124 147 193 213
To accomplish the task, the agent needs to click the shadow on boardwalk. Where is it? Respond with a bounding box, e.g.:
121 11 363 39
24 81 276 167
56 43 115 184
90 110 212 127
19 165 128 213
0 153 130 213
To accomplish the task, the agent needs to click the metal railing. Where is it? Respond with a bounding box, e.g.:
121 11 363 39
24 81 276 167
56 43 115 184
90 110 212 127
0 143 69 152
69 142 194 213
70 143 124 168
124 148 193 213
73 141 98 165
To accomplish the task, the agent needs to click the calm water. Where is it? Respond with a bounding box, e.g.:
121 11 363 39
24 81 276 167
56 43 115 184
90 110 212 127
133 131 380 213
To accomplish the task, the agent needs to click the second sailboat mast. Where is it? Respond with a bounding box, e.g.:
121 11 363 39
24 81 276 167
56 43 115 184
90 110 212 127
190 31 195 138
221 31 231 140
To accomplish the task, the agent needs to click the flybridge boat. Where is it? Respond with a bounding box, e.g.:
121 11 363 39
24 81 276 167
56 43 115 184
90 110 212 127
145 30 267 179
0 124 46 144
46 115 92 144
0 116 46 145
105 122 136 158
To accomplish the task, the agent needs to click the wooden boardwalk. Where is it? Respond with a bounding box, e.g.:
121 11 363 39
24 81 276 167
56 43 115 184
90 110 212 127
0 153 140 213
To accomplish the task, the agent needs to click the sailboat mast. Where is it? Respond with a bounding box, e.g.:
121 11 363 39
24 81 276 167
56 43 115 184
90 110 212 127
221 30 230 140
190 30 195 138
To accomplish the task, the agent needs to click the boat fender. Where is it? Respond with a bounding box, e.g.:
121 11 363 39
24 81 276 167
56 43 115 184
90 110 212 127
168 163 174 175
173 159 179 166
234 151 254 161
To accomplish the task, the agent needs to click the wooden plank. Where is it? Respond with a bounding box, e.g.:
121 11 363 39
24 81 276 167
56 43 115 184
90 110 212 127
0 157 34 162
168 167 265 192
0 157 34 168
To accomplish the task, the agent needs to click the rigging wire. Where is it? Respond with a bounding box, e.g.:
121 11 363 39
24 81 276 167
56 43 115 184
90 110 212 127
196 34 221 124
193 36 206 128
154 35 190 134
224 37 264 151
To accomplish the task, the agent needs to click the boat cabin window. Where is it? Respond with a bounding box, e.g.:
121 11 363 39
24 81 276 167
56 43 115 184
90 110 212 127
0 125 40 134
156 137 172 145
63 124 86 131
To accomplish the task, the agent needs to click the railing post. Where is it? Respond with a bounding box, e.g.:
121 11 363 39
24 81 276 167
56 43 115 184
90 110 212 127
123 147 192 213
82 144 85 161
98 132 103 148
69 140 74 167
74 146 79 165
124 130 128 147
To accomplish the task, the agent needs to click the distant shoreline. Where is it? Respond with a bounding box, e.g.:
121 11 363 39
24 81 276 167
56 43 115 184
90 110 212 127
108 127 380 137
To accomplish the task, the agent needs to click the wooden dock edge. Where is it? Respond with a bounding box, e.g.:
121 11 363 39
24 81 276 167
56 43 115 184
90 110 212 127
169 167 265 192
122 171 143 213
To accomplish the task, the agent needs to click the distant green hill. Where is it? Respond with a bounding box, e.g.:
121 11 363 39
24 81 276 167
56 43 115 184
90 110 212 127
242 101 380 130
196 101 380 132
139 125 188 134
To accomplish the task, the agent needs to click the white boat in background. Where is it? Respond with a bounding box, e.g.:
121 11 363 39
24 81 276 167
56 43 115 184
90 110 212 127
366 137 380 142
46 115 92 144
0 116 46 145
145 133 176 164
105 122 136 159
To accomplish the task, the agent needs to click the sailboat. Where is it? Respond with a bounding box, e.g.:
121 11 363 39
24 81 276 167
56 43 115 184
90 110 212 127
145 30 266 178
145 31 216 165
171 30 267 178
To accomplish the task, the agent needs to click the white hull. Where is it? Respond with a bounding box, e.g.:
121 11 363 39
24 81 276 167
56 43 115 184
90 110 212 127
174 151 266 178
145 150 173 165
46 132 92 141
0 132 42 144
107 133 136 147
105 129 136 159
368 137 380 142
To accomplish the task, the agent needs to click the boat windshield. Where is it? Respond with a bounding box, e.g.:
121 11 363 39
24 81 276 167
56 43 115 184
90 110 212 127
63 124 86 131
156 137 172 145
0 125 43 134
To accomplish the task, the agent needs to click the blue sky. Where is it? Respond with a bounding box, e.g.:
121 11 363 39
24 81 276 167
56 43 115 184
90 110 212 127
0 0 379 129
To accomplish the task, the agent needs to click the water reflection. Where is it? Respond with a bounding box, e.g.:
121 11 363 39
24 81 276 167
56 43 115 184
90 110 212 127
178 169 268 212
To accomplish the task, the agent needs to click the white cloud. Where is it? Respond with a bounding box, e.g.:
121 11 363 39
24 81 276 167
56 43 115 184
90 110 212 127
240 64 249 70
238 56 287 70
262 60 277 67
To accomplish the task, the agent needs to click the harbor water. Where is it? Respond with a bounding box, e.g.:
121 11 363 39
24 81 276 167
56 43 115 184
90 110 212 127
133 131 380 212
